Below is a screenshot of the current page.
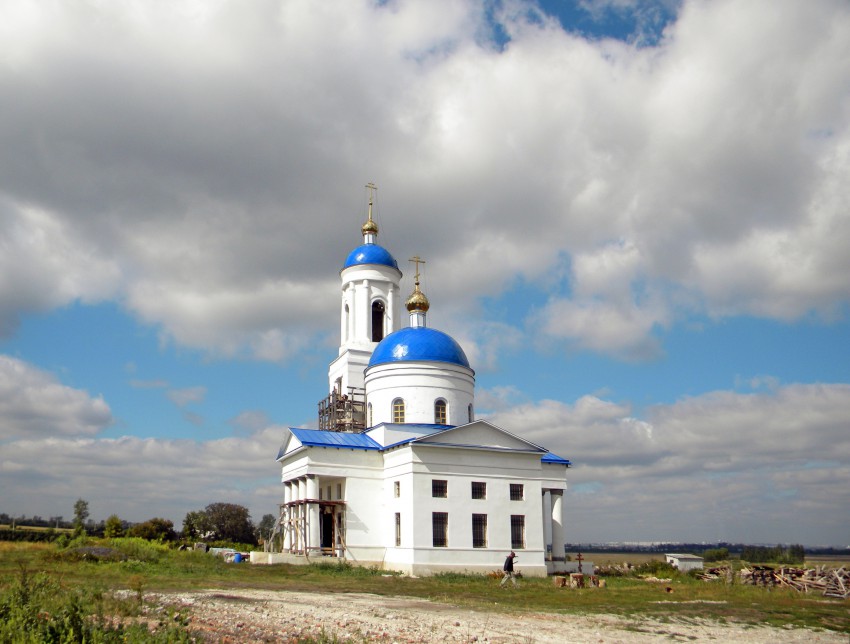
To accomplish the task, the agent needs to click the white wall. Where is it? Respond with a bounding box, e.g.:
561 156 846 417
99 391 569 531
365 362 474 426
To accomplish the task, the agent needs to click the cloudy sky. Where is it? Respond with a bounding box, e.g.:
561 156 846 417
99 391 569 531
1 0 848 547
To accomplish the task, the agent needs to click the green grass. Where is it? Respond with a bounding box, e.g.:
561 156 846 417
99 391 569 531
0 541 847 637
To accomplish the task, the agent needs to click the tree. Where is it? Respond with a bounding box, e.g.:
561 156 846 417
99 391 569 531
256 514 277 543
204 503 256 544
182 510 212 540
104 514 124 538
703 548 729 562
73 499 89 535
128 518 177 541
787 544 805 563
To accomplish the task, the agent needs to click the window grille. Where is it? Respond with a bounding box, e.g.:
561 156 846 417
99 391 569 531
510 483 524 501
472 514 487 548
395 513 401 547
434 399 447 424
471 481 486 499
432 479 448 498
510 515 525 549
392 398 405 423
432 512 448 547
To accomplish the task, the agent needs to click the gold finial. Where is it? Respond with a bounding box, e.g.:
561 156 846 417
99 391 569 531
406 255 430 312
362 182 379 236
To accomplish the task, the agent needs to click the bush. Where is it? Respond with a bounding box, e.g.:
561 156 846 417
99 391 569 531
0 566 196 642
631 560 678 577
110 537 170 563
0 528 60 543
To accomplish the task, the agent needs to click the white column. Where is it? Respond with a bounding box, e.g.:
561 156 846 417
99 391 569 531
355 281 369 342
542 490 553 559
551 491 565 562
283 482 292 551
340 295 347 345
306 475 320 554
296 478 305 552
345 287 354 346
387 288 396 334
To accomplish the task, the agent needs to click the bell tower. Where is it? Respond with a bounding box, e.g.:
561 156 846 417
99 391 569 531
322 184 402 431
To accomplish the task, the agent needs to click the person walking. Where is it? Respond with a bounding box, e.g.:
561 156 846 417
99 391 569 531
500 551 518 587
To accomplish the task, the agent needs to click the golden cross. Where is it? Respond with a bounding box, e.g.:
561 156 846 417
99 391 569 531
365 182 377 221
409 255 425 284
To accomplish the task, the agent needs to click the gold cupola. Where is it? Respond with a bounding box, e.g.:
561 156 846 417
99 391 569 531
406 256 430 326
406 282 430 313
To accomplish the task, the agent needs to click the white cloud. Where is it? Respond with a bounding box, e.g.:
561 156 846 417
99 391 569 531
0 355 113 441
0 428 284 526
488 383 850 543
0 0 847 363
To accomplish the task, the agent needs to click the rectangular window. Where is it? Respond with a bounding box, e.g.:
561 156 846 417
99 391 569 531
472 514 487 548
510 483 524 500
471 481 486 499
319 487 323 500
394 481 400 497
432 512 448 547
395 512 401 547
327 485 332 500
432 479 448 498
510 515 525 550
337 483 342 499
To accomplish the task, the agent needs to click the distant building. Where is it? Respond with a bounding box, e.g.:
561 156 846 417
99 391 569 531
665 553 704 571
264 188 571 576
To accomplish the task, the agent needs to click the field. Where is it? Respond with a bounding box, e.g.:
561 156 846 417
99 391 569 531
1 541 848 642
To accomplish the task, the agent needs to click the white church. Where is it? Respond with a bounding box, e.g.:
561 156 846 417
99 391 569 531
267 189 570 576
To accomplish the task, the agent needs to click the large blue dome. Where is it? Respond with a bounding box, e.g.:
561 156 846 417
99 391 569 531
368 327 471 369
343 243 399 270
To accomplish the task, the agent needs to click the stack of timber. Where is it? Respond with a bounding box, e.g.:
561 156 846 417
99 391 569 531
697 566 732 582
739 565 850 599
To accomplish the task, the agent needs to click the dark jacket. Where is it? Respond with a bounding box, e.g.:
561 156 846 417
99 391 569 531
503 555 515 572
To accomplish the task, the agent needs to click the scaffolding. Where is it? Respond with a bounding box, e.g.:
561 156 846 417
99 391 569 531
272 500 346 558
318 387 366 432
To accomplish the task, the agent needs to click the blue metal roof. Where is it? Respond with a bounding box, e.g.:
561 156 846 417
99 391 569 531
343 243 399 270
542 452 572 466
290 428 382 450
368 327 471 369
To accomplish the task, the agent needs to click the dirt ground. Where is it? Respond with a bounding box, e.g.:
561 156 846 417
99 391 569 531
152 588 848 643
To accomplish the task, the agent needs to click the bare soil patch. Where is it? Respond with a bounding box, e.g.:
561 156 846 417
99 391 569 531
154 588 847 642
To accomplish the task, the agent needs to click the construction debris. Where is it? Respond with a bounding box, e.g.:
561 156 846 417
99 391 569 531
739 566 850 599
697 566 733 582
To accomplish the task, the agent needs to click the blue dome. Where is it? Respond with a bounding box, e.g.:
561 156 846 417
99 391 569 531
368 327 471 369
343 243 399 270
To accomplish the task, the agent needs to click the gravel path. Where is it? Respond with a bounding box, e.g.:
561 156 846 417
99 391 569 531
152 588 847 643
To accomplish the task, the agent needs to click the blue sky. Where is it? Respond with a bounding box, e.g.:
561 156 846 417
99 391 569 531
1 0 849 546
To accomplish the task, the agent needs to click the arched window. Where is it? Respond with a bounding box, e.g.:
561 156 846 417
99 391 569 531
468 403 474 423
371 300 385 342
392 398 405 423
367 402 373 427
343 303 350 342
434 399 447 424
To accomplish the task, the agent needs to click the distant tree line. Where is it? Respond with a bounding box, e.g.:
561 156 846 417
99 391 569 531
741 544 805 564
2 500 278 549
567 542 813 562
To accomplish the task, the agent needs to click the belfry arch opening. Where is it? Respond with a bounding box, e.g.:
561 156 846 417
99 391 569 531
371 300 386 342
